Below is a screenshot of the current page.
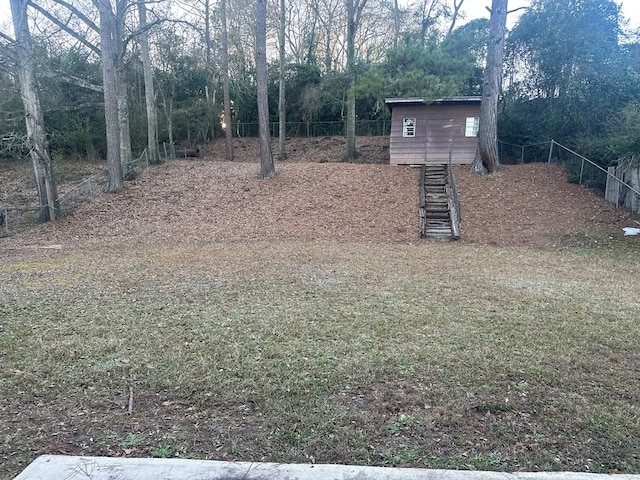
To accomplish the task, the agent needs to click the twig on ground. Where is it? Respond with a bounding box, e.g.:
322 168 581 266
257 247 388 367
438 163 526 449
127 386 134 415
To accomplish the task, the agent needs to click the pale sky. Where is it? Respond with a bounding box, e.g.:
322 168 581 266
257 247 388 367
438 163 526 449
0 0 639 37
461 0 640 30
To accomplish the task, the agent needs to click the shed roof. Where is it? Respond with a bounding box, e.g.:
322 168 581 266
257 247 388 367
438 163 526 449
385 96 482 108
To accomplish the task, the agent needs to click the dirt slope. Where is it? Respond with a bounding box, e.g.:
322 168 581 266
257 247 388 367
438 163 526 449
1 137 637 250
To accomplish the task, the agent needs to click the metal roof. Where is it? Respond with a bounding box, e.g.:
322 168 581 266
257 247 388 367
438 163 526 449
385 96 482 107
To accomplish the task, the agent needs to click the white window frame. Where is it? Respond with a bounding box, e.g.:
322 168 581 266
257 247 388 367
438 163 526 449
402 118 416 137
465 117 479 137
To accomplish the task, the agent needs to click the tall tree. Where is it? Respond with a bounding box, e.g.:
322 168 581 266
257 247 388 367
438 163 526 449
35 0 135 190
344 0 368 161
471 0 507 175
138 1 159 164
278 0 287 161
114 0 132 171
93 0 124 191
256 0 275 178
221 0 234 160
8 0 59 221
506 0 628 142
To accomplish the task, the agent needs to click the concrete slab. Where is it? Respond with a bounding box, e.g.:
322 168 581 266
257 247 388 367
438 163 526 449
13 455 640 480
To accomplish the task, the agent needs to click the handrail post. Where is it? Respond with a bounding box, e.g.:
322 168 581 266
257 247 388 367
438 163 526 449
579 158 585 184
547 140 554 164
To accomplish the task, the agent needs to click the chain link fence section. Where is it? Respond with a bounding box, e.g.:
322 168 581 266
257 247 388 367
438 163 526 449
547 140 640 215
1 149 151 237
230 119 391 138
498 140 552 165
497 139 639 216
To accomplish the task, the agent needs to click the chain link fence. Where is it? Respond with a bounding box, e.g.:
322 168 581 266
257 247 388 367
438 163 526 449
5 134 637 237
498 139 640 215
1 149 152 237
230 119 391 138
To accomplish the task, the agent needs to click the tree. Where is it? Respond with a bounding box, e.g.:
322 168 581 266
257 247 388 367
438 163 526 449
93 0 124 191
8 0 59 221
138 1 159 164
506 0 630 145
33 0 136 190
278 0 287 161
471 0 507 175
221 0 234 160
344 0 368 161
256 0 275 178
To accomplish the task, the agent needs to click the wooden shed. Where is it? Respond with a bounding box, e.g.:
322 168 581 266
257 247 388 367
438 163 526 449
385 97 481 165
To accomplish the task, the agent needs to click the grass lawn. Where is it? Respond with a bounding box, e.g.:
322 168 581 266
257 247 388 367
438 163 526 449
1 238 639 478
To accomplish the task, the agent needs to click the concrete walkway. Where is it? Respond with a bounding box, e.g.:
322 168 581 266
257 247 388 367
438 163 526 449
14 455 640 480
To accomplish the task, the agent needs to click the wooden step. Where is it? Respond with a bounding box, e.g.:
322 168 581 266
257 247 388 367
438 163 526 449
419 163 457 239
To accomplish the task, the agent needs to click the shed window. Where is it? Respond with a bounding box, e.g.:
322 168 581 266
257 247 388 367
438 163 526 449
465 117 479 137
403 118 416 137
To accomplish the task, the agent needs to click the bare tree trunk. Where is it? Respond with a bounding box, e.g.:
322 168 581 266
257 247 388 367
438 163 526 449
116 61 133 171
278 0 287 161
256 0 275 178
10 0 59 221
115 1 131 172
471 0 507 175
138 1 159 164
221 0 234 161
393 0 401 47
94 0 123 192
345 0 367 161
203 0 218 142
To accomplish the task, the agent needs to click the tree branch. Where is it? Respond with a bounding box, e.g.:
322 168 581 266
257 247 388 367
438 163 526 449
507 6 527 15
40 70 103 92
47 0 100 33
0 31 15 43
29 2 100 55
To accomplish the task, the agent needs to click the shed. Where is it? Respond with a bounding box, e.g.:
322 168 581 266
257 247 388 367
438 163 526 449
385 97 481 165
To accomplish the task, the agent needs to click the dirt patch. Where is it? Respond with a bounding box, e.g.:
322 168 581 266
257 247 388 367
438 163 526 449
2 136 637 250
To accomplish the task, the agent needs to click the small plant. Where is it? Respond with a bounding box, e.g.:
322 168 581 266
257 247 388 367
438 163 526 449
386 446 422 465
472 452 502 470
491 423 509 437
151 445 173 458
619 462 638 474
120 433 144 448
398 363 414 373
387 413 411 435
530 432 546 443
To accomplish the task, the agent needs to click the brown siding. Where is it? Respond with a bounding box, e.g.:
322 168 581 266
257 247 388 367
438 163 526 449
389 104 480 165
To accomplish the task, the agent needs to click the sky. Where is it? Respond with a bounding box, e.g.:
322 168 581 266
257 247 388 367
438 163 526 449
460 0 640 30
0 0 639 36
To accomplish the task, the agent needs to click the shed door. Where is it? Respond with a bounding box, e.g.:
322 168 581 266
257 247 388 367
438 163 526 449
425 117 457 164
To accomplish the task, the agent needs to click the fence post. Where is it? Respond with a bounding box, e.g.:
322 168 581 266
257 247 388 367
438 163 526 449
88 178 94 200
616 170 621 207
520 146 525 164
579 158 585 184
547 140 554 164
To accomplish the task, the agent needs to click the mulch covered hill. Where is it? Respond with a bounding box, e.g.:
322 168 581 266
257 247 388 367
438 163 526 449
2 137 638 250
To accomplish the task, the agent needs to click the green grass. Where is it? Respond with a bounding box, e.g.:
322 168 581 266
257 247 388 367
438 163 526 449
0 239 639 478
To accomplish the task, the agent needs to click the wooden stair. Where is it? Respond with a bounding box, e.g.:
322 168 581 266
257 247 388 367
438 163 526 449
419 164 461 240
